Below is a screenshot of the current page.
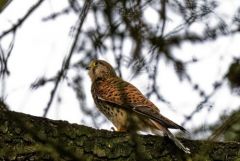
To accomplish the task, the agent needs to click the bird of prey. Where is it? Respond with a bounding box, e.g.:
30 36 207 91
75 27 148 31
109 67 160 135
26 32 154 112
87 59 190 153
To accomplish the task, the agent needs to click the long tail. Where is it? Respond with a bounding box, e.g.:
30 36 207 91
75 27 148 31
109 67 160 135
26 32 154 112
150 120 190 154
164 128 190 154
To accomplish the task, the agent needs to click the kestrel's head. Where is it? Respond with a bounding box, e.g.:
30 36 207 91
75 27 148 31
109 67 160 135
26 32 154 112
87 59 117 81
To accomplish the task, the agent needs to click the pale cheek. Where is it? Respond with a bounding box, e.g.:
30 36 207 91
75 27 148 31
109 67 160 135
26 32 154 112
95 68 104 76
88 70 94 81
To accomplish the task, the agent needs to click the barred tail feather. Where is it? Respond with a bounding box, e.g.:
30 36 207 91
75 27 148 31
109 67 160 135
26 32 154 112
150 120 190 154
165 128 191 154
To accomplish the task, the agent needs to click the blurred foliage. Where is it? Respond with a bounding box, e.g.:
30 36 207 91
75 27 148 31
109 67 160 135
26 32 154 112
227 58 240 94
190 109 240 142
0 98 8 111
0 0 240 141
0 0 12 13
209 109 240 141
224 114 240 141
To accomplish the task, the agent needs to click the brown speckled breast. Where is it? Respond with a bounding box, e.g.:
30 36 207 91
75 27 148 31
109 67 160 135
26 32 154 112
91 77 158 131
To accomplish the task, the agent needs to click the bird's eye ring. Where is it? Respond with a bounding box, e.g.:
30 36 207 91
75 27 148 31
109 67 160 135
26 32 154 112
93 61 98 67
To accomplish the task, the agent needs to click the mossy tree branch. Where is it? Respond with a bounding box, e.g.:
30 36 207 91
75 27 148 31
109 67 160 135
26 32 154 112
0 102 239 161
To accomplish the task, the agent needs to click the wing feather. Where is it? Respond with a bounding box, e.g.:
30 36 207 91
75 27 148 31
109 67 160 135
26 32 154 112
92 77 186 131
132 106 187 132
92 77 159 112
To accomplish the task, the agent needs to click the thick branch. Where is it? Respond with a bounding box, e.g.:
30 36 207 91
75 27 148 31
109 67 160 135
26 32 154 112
0 103 239 161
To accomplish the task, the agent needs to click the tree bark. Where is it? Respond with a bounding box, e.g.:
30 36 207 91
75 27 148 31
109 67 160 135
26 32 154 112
0 102 239 161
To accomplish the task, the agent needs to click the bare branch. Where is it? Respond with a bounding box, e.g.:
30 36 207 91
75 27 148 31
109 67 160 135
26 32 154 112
0 0 45 39
43 0 93 117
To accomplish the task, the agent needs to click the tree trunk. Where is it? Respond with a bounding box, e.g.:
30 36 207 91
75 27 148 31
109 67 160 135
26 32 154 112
0 102 239 161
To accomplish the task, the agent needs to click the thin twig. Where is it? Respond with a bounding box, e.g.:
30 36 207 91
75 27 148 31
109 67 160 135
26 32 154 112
0 32 15 76
160 0 167 37
43 0 93 117
0 0 45 39
208 109 240 141
182 81 223 126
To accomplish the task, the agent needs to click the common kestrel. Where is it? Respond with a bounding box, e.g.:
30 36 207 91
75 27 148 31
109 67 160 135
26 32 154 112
87 59 190 153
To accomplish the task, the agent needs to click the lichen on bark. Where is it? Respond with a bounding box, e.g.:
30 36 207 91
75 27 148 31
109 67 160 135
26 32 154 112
0 102 239 161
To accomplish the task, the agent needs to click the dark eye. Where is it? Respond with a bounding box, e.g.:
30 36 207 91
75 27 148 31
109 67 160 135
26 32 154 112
93 61 98 66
